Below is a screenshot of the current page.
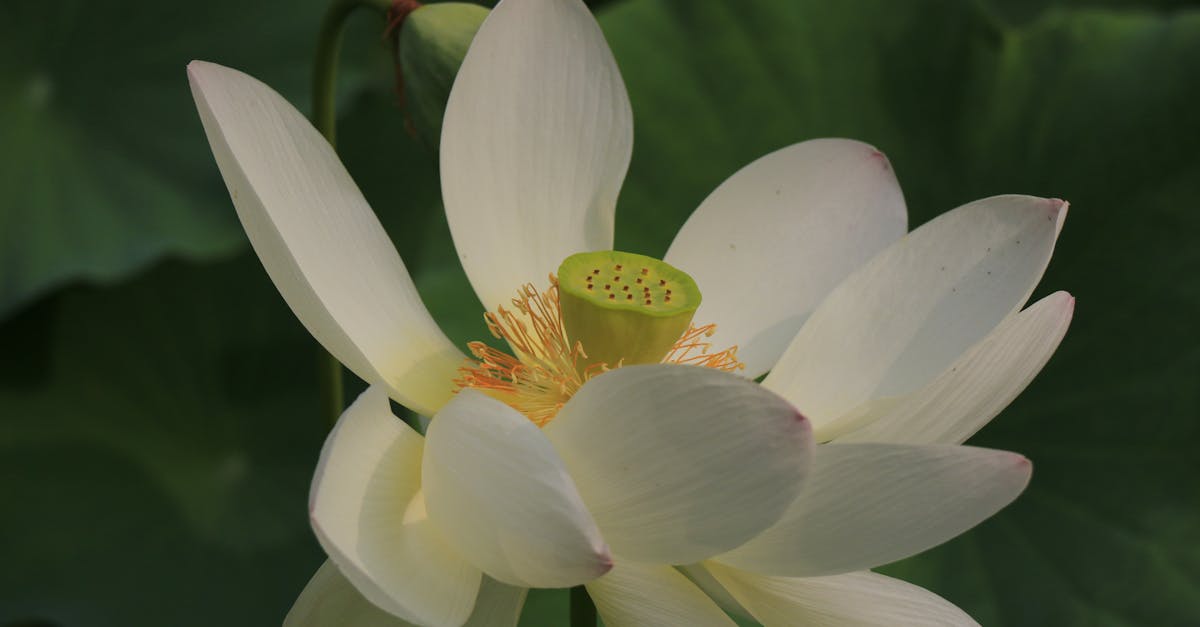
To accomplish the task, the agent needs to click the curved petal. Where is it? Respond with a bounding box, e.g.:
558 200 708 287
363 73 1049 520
285 560 413 627
542 365 813 564
440 0 633 311
665 139 907 378
586 561 736 627
309 386 481 626
706 563 979 627
422 389 612 588
839 291 1075 444
285 561 528 627
677 564 753 620
765 195 1067 434
188 61 463 416
714 443 1031 577
461 577 528 627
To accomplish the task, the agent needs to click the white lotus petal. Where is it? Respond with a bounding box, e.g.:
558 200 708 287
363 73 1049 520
839 291 1074 444
677 564 753 620
309 387 481 626
423 389 612 588
285 560 412 627
188 61 462 416
765 195 1066 434
440 0 633 311
286 562 527 627
586 561 736 627
543 365 813 564
707 563 978 626
665 139 906 378
461 578 528 627
715 443 1031 576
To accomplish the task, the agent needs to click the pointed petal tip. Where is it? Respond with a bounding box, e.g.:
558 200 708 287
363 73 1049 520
792 410 813 440
1049 198 1069 234
596 549 615 576
867 147 892 170
1005 451 1034 487
185 61 203 87
186 59 218 82
834 138 893 171
990 448 1033 471
1044 290 1076 311
1018 457 1034 489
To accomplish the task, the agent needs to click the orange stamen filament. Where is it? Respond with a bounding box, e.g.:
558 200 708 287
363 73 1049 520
663 324 746 373
455 278 744 426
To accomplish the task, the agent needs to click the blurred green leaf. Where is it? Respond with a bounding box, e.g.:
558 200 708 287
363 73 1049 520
0 254 326 626
0 83 554 625
978 0 1200 27
596 1 1200 624
0 239 561 627
0 0 396 320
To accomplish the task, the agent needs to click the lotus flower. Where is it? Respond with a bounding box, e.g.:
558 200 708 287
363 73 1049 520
188 0 1072 624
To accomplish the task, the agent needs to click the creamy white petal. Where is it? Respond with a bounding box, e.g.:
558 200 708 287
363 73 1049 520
188 61 462 416
422 389 611 588
309 386 481 626
440 0 633 311
543 365 813 564
714 443 1031 576
665 139 906 378
839 291 1074 444
764 195 1066 434
286 562 527 627
677 564 753 620
586 561 736 627
461 578 528 627
285 560 413 627
707 563 979 626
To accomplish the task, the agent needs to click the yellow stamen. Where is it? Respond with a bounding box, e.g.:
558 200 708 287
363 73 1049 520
664 323 746 373
455 277 744 426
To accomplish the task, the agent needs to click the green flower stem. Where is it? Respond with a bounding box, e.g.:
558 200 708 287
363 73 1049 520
317 350 343 429
570 585 597 626
311 0 392 426
312 0 393 145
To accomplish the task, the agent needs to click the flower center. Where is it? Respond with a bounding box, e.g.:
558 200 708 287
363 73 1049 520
455 251 744 426
558 250 703 370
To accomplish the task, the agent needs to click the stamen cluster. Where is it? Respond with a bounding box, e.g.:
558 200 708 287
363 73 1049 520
456 278 743 426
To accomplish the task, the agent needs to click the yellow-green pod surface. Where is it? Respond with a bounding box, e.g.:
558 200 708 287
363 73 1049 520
557 250 701 368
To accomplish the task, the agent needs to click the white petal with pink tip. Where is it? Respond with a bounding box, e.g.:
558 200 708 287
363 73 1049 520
422 389 612 588
543 365 813 565
714 443 1032 576
839 290 1075 444
706 562 979 626
765 194 1067 434
188 61 463 417
666 139 907 379
440 0 633 311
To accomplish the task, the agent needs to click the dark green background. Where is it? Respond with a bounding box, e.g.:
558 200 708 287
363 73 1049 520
1 0 1197 625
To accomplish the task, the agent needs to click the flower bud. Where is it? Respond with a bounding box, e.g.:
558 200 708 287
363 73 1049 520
398 2 489 148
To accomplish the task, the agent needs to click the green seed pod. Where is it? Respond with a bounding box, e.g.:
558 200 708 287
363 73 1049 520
399 2 489 148
558 251 702 369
